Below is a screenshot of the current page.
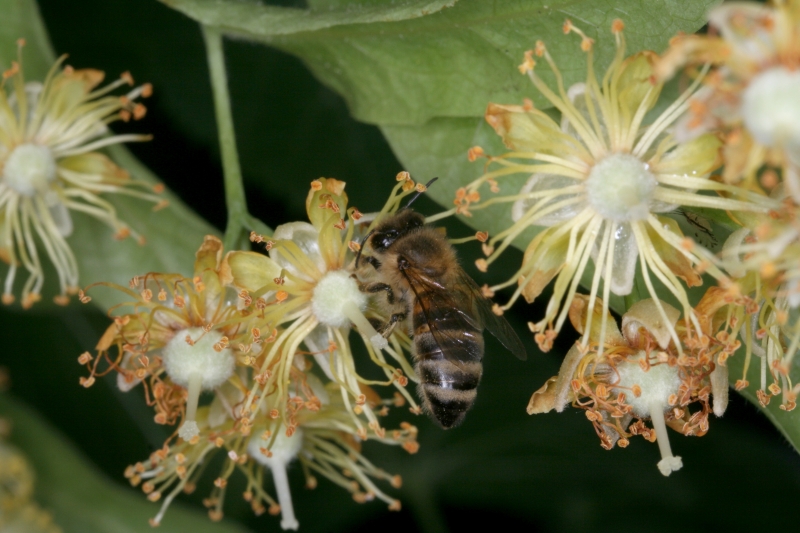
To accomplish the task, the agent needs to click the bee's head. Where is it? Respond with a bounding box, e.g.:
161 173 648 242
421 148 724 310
370 209 425 252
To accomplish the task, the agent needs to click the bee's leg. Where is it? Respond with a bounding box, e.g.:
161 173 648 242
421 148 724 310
362 255 382 271
359 281 407 338
370 313 406 339
368 317 389 334
361 281 396 304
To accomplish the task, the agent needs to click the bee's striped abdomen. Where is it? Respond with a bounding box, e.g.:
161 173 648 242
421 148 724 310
413 296 484 429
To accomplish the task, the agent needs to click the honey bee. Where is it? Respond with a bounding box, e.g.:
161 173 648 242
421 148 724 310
355 187 526 429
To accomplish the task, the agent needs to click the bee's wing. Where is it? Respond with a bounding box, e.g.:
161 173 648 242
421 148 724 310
400 264 527 367
454 268 527 361
400 265 482 370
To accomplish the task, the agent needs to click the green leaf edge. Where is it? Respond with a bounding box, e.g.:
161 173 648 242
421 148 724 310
160 0 458 37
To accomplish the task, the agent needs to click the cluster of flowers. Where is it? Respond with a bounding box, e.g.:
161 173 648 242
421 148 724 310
456 0 800 474
79 177 423 528
5 0 798 518
0 417 61 533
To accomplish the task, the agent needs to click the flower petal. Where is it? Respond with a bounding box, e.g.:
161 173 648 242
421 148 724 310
694 286 732 336
721 128 759 184
550 344 590 413
207 381 245 428
646 216 702 288
51 68 106 106
272 221 325 275
615 51 661 128
653 132 721 179
785 157 800 203
567 294 625 346
305 178 348 230
710 363 729 416
317 211 345 270
621 298 680 349
194 235 225 314
511 172 584 225
222 250 282 292
518 227 568 303
608 222 639 296
485 102 592 161
57 152 128 182
526 376 558 414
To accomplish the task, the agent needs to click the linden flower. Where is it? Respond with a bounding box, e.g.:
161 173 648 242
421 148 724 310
79 235 258 442
0 42 164 308
222 176 422 441
461 19 773 353
722 209 800 410
528 294 737 476
126 372 417 528
656 0 800 198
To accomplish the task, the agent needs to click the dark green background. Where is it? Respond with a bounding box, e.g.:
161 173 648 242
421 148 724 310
2 1 799 532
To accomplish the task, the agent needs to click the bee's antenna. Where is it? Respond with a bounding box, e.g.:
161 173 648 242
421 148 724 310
405 177 438 208
355 229 376 268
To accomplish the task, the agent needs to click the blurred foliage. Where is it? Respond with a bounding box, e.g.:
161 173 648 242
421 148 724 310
0 0 798 532
0 394 251 533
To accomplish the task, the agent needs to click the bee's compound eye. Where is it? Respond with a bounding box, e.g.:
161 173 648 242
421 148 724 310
375 230 398 250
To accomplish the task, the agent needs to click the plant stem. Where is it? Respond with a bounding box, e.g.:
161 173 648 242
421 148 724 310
202 25 248 251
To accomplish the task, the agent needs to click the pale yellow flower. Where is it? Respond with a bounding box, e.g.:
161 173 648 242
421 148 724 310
657 0 800 198
529 293 738 476
79 235 257 441
222 177 420 439
0 42 164 307
460 19 773 353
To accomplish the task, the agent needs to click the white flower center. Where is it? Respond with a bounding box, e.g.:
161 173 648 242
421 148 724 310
742 67 800 150
585 153 657 222
161 327 234 390
311 270 367 328
2 143 57 197
611 351 681 417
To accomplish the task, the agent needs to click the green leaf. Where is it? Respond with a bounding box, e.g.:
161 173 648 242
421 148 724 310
164 0 716 125
0 0 218 311
0 394 252 533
